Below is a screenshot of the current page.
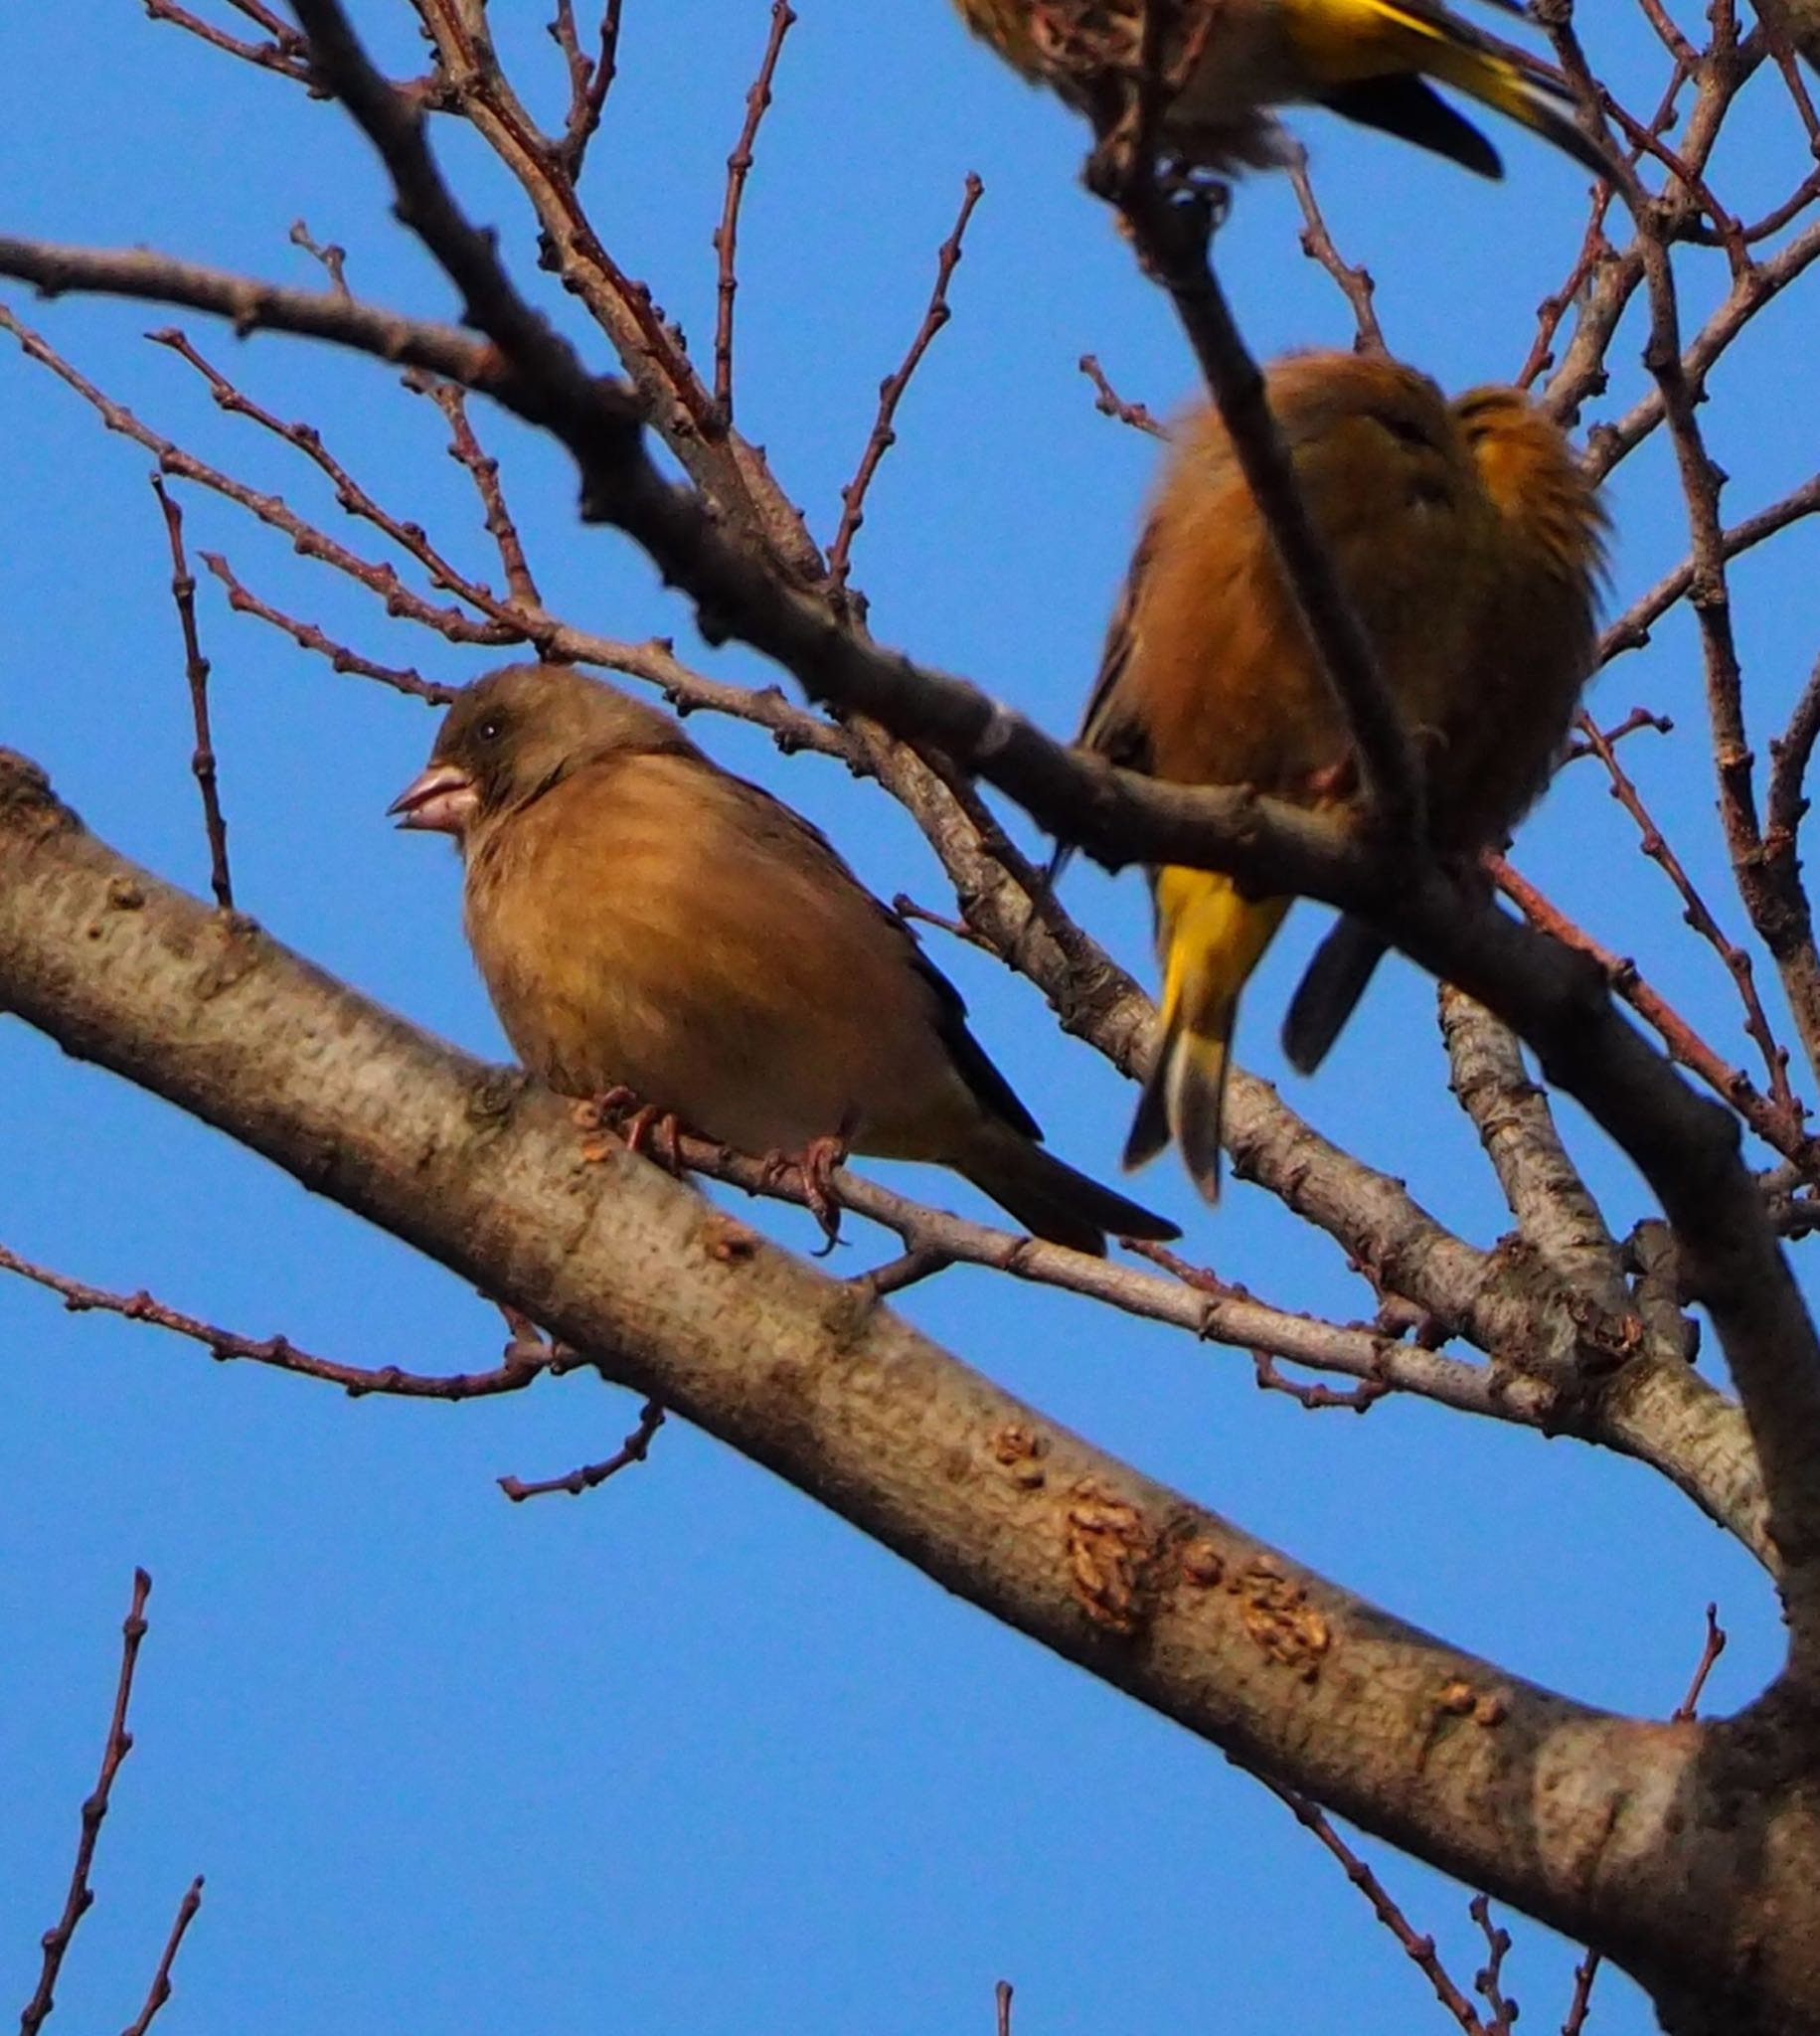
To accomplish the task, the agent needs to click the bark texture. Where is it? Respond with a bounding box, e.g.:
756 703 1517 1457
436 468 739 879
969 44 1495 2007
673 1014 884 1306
6 754 1820 2030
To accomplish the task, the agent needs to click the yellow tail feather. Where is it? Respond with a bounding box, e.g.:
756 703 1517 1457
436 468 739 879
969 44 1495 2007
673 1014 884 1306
1126 867 1290 1200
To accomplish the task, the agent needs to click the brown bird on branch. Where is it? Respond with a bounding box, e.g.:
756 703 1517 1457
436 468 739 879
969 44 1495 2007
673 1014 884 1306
391 664 1180 1256
1074 351 1604 1201
952 0 1616 181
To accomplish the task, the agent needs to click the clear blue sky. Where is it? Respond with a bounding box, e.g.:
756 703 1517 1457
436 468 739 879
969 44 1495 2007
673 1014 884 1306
3 5 1815 2032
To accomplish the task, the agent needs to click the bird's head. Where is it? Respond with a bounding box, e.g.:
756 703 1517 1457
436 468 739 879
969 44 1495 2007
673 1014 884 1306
389 663 696 839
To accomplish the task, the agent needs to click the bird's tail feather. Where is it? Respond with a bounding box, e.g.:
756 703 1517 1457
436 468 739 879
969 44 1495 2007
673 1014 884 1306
1280 915 1390 1076
961 1124 1181 1257
1403 8 1617 179
1127 868 1289 1202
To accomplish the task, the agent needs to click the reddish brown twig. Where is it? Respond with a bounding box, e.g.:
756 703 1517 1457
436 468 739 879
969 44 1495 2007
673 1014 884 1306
1076 352 1167 437
1468 1894 1519 2034
0 306 516 657
1265 1782 1488 2035
199 552 452 702
1564 1601 1729 2030
1491 855 1818 1171
499 1398 666 1500
406 372 543 606
1575 707 1799 1114
118 1877 206 2036
287 218 350 297
1675 1602 1729 1720
1252 1352 1390 1414
712 1 796 418
149 327 531 629
143 0 312 80
1560 706 1674 763
149 477 234 909
828 173 985 589
548 0 624 177
892 892 997 951
0 1239 559 1400
1561 1951 1601 2036
996 1980 1014 2036
1286 148 1384 350
19 1571 156 2036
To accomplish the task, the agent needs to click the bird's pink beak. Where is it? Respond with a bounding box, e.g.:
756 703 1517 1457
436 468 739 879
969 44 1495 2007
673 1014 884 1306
388 763 479 835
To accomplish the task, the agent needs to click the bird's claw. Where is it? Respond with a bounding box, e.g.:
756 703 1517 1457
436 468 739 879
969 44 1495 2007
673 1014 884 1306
575 1088 687 1176
759 1133 849 1252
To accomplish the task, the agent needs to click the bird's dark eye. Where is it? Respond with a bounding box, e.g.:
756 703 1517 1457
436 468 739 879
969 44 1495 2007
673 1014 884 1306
476 717 504 743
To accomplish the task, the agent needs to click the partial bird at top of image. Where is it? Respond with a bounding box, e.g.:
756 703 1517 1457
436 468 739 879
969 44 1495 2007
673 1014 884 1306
951 0 1620 183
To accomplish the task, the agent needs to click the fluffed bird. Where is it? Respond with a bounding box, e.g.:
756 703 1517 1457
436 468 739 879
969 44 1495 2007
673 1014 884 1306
952 0 1615 180
391 664 1180 1256
1075 349 1510 1200
1280 378 1606 1075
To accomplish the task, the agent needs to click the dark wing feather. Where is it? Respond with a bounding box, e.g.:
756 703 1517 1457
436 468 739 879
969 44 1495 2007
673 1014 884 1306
722 765 1046 1143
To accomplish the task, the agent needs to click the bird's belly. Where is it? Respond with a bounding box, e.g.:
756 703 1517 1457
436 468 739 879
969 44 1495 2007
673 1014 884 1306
477 934 902 1156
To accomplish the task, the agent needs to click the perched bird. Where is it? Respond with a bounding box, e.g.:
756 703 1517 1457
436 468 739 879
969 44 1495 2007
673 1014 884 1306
391 664 1180 1256
952 0 1615 180
1280 379 1606 1075
1075 349 1602 1200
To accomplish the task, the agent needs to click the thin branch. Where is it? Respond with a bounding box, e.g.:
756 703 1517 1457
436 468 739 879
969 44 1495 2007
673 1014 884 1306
1286 147 1384 350
286 218 350 298
712 1 796 419
828 172 985 590
0 237 629 434
1076 352 1166 436
1674 1604 1729 1720
117 1878 205 2036
0 1238 562 1400
548 0 623 175
499 1397 665 1499
1265 1782 1488 2036
1492 856 1818 1172
1576 707 1800 1114
405 371 542 606
1469 1895 1519 2035
200 552 452 701
19 1571 155 2036
151 324 526 624
149 477 234 910
144 0 312 80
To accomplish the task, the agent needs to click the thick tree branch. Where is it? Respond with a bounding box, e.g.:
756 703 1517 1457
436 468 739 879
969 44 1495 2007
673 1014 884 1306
1 747 1812 2026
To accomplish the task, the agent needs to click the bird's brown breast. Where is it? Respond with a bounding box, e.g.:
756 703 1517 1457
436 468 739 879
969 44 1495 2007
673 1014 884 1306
459 753 983 1159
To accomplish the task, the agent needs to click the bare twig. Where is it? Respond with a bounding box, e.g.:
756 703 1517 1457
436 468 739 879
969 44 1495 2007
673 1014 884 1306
1077 352 1167 436
1576 708 1799 1114
1286 148 1384 349
0 1238 561 1400
117 1878 206 2036
1265 1782 1488 2035
406 372 543 606
19 1571 156 2036
143 0 311 80
1469 1895 1519 2034
712 1 796 418
499 1398 665 1499
828 172 985 589
549 0 624 176
1674 1603 1729 1720
149 477 234 909
287 218 350 297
